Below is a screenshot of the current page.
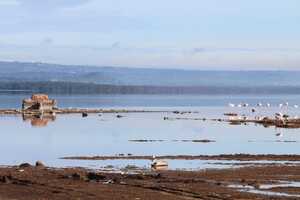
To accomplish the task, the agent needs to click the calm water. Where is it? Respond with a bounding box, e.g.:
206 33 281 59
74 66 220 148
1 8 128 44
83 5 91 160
1 94 300 170
2 93 300 108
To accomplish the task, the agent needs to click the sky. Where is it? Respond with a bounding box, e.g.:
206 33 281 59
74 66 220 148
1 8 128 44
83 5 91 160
0 0 300 70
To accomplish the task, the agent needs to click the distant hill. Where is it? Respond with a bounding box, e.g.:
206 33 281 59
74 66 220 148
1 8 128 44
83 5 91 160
0 61 300 87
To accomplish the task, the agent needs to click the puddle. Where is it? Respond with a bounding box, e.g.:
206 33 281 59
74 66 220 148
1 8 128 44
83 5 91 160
259 181 300 189
57 159 300 172
228 181 300 197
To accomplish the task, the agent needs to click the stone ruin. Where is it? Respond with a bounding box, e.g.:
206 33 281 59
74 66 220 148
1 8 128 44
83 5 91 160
22 94 57 112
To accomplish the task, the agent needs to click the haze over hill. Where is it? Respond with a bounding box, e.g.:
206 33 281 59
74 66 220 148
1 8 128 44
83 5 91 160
1 61 300 87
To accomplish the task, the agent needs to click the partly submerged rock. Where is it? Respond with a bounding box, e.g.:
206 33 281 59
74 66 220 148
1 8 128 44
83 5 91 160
35 161 45 168
19 163 32 168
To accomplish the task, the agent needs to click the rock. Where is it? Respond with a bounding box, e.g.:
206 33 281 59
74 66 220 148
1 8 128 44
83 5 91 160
19 163 32 168
82 112 88 117
116 115 123 118
87 172 106 181
35 161 45 168
0 176 12 184
72 173 82 180
103 179 114 184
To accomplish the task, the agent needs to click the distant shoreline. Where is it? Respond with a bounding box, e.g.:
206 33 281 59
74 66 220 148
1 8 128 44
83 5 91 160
1 81 300 95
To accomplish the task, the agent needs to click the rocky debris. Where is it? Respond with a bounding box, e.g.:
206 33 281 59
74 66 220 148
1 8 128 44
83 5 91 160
129 139 165 142
35 161 45 168
72 173 83 180
82 112 88 117
0 165 300 199
19 163 32 168
124 165 140 170
87 172 106 181
0 175 12 184
116 115 124 118
103 179 114 184
183 139 215 143
224 113 238 116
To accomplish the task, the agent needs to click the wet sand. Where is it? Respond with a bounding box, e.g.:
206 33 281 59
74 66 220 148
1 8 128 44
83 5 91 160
0 163 300 199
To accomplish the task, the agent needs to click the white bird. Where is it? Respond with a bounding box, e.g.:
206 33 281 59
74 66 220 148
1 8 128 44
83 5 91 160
279 103 283 108
284 102 289 106
294 105 299 108
266 103 271 107
151 156 168 169
237 104 242 108
257 102 263 107
228 103 235 107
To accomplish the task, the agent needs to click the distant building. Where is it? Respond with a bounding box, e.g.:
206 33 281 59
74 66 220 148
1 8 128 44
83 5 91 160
22 94 57 112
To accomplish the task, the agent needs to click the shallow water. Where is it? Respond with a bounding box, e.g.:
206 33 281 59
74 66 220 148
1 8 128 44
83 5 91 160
228 182 300 198
2 93 300 109
1 103 300 170
2 94 300 169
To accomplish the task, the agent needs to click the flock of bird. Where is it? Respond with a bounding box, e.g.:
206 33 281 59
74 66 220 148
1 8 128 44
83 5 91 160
227 101 300 138
228 102 298 108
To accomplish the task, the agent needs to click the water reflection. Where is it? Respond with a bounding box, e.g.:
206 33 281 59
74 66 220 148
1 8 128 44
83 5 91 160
22 113 56 127
1 108 300 169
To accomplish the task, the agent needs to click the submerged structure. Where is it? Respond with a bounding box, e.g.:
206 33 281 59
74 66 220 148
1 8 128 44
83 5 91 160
22 94 57 112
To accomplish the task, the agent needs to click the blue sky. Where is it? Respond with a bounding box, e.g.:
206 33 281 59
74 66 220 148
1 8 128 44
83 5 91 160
0 0 300 70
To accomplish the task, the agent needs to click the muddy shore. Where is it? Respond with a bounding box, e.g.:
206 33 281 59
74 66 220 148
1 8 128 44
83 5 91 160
0 163 300 199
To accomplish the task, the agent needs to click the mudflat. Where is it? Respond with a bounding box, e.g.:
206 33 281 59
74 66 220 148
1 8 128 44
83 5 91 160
0 164 300 199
